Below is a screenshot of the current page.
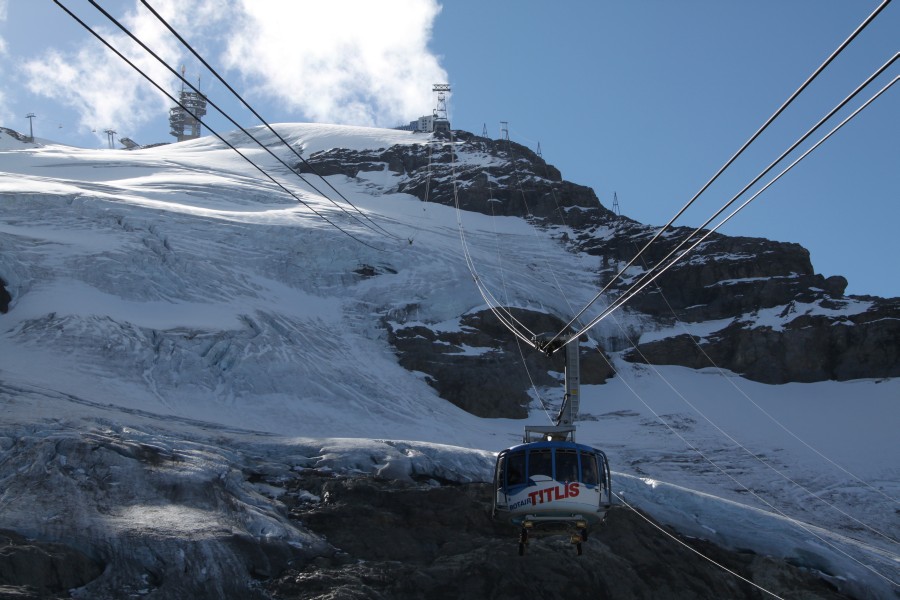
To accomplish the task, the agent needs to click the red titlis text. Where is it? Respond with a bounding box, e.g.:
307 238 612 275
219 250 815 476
527 482 580 506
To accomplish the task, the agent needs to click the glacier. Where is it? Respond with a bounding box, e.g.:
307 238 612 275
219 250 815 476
0 123 897 598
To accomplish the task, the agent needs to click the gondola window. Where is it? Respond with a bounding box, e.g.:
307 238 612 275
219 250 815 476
528 449 553 479
581 452 600 486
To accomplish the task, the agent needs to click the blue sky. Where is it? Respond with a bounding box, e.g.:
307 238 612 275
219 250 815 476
1 1 897 296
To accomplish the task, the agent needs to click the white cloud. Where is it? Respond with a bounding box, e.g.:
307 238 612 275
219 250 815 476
221 0 447 126
21 0 447 137
22 1 209 137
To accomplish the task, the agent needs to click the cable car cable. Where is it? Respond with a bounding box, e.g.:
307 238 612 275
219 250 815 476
584 53 898 342
627 223 900 510
540 73 900 550
597 349 900 585
497 132 619 420
668 305 900 506
574 75 899 339
545 0 892 350
136 0 403 242
449 161 542 344
444 132 540 349
612 492 787 600
54 0 390 253
523 145 900 543
405 137 434 245
612 301 899 544
481 145 555 422
569 76 899 342
86 0 400 246
498 133 599 351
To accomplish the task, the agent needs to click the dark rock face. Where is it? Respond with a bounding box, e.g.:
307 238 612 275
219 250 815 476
0 127 32 144
0 420 860 600
0 278 9 314
574 219 825 321
0 429 858 600
585 221 900 383
298 132 898 391
0 530 103 597
299 131 616 227
626 238 816 319
627 297 900 383
386 308 614 419
266 474 852 600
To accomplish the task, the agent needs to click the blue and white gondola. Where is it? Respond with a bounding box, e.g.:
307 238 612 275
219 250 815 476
493 439 611 554
491 335 612 555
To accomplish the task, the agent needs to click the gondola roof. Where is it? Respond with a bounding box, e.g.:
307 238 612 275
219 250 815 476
501 440 603 454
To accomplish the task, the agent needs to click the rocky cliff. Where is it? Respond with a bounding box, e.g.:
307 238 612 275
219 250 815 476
300 131 899 413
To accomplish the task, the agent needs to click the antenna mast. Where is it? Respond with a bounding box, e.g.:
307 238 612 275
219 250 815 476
432 83 451 133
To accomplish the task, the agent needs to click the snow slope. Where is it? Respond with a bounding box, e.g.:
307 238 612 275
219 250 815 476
0 123 897 598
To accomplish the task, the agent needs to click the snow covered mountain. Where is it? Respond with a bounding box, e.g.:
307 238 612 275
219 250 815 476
0 123 897 599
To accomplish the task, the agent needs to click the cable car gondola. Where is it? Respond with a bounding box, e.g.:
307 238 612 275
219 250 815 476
492 336 612 555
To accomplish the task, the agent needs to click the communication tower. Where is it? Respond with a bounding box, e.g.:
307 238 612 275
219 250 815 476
500 121 509 141
612 191 621 216
432 84 451 134
169 66 208 142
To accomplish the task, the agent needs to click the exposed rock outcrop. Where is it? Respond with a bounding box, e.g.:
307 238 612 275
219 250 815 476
0 127 33 144
386 308 614 419
0 427 853 600
626 297 900 383
266 473 852 600
299 131 615 226
0 529 103 597
0 278 9 314
301 133 899 392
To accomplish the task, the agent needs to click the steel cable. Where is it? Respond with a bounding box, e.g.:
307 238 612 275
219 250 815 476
54 0 391 253
572 76 899 340
88 0 401 245
547 0 892 349
137 0 402 242
570 55 898 338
